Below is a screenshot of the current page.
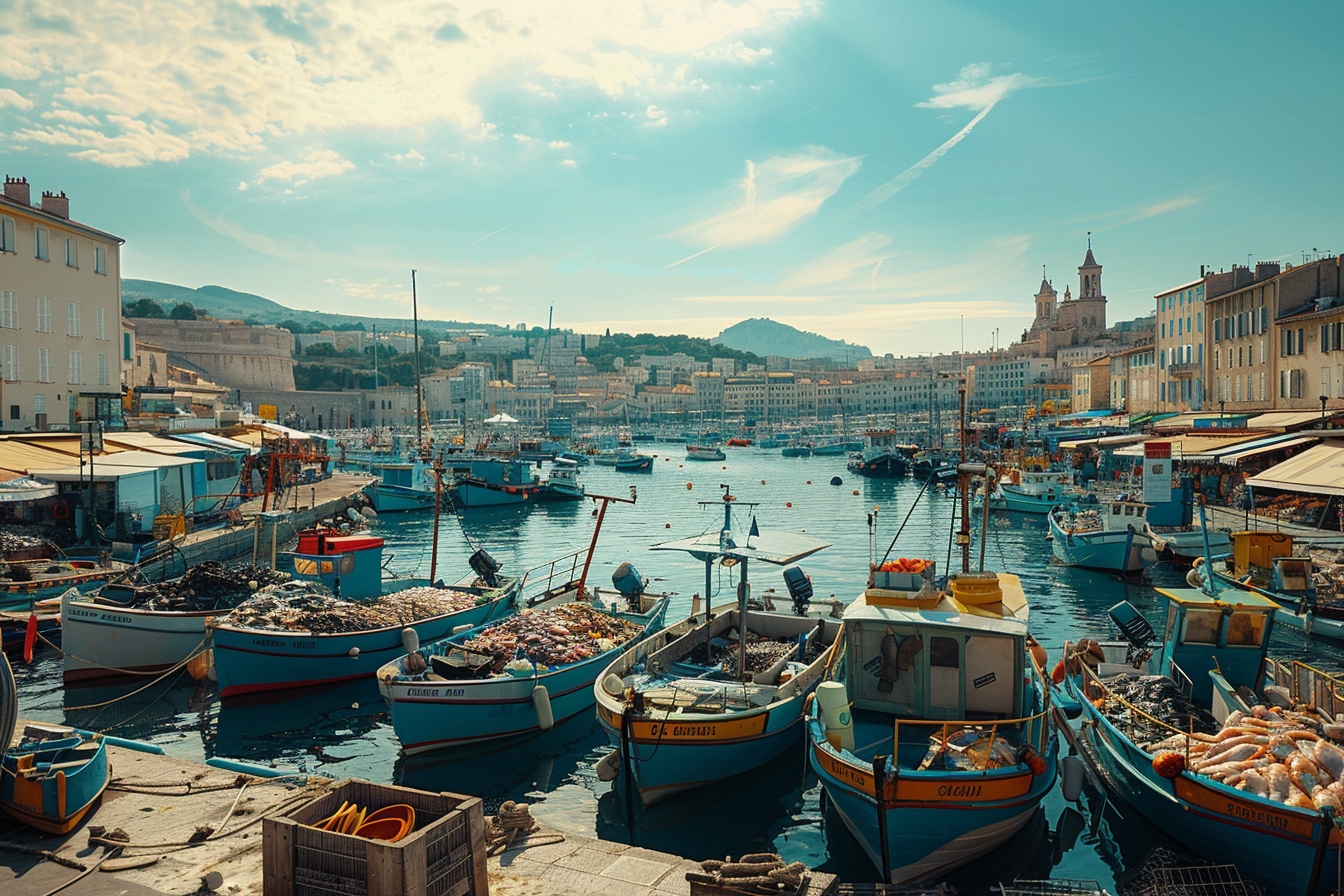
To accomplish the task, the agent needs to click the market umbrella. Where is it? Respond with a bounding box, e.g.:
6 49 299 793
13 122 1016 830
485 413 518 425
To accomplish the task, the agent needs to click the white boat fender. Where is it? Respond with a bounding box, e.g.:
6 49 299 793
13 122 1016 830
533 684 554 730
596 749 621 782
1186 566 1204 588
1061 754 1086 802
361 506 378 519
401 628 420 654
815 681 854 752
348 646 360 658
602 673 625 697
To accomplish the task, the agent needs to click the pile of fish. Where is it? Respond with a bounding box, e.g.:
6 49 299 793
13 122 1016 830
132 562 292 611
1148 703 1344 812
0 530 52 555
224 582 486 634
1099 674 1220 743
708 632 796 677
462 602 643 668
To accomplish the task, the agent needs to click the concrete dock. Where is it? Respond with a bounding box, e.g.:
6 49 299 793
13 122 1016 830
2 739 821 896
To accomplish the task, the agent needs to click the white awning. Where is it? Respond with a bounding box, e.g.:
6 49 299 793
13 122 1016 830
0 477 58 503
1248 440 1344 496
485 413 518 424
1215 434 1319 466
652 530 830 565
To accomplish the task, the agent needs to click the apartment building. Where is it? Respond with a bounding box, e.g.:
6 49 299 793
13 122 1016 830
966 358 1054 409
1154 277 1207 412
0 177 124 430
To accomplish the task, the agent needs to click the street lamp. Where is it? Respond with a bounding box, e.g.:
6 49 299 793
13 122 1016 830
1219 399 1225 420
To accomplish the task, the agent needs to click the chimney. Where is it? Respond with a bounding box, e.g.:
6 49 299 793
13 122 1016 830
1254 261 1281 281
40 191 69 219
1200 264 1205 277
3 177 30 206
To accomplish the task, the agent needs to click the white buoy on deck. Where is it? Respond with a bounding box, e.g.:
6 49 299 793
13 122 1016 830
596 749 621 782
533 684 554 730
816 681 854 752
1061 754 1086 802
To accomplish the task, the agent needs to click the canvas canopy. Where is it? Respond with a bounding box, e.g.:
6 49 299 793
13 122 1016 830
1247 440 1344 496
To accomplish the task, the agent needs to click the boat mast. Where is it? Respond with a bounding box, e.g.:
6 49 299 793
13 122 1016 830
411 269 424 451
958 381 970 573
372 323 379 427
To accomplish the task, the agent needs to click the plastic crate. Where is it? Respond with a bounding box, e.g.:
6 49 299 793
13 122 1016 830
263 779 487 896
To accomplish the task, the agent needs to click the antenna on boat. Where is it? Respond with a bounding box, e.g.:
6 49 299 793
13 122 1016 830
411 269 424 452
958 381 970 573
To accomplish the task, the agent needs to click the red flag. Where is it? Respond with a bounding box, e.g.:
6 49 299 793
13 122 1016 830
23 611 37 663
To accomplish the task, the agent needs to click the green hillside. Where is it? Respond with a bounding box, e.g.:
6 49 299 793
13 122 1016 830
713 318 871 363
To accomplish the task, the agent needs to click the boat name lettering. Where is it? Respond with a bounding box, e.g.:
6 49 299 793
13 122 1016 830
938 784 982 798
100 613 133 624
251 638 290 648
972 672 996 689
406 687 466 698
1224 800 1289 831
653 723 717 738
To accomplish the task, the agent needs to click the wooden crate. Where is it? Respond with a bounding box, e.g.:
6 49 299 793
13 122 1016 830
263 779 487 896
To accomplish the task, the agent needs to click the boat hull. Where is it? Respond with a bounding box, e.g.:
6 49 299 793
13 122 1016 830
1 737 110 835
808 724 1056 881
1049 513 1155 573
847 455 908 477
998 487 1063 514
1146 525 1232 562
61 592 214 684
615 457 653 472
1068 676 1339 894
370 484 436 513
211 590 517 700
453 481 537 507
1211 571 1344 642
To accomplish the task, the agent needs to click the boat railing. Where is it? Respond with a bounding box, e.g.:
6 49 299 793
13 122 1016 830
520 549 587 604
1076 662 1198 759
1168 657 1195 699
890 657 1054 758
1267 658 1344 717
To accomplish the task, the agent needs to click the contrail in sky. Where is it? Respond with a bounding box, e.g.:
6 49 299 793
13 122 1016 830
664 242 727 270
565 252 600 285
465 222 514 246
843 102 997 220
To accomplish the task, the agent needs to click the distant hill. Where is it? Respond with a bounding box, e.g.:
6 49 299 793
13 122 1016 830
713 318 871 363
120 280 486 333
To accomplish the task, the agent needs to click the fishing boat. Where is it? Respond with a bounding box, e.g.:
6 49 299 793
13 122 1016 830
988 469 1080 514
557 450 590 465
781 442 812 458
367 460 437 512
1048 501 1157 574
847 430 911 478
686 442 727 462
0 557 122 612
807 560 1058 881
451 456 543 508
594 488 839 805
1207 531 1344 641
538 458 585 501
378 571 669 753
1056 579 1342 894
726 437 752 447
1142 474 1232 563
1 655 109 834
615 452 654 473
209 538 521 701
811 438 854 457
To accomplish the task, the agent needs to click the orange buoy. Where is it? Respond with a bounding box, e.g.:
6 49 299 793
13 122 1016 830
806 480 811 485
853 490 859 495
665 523 671 528
786 502 792 507
760 480 766 485
686 482 693 490
721 465 726 470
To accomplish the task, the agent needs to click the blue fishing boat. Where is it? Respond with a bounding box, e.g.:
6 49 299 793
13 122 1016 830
1142 474 1232 563
1058 582 1342 894
539 458 585 500
781 443 812 458
378 572 669 754
210 536 520 701
1207 531 1344 641
686 442 726 462
847 430 911 478
0 558 122 612
1 655 109 834
615 452 654 473
991 469 1079 514
557 449 590 465
1048 501 1157 574
451 456 543 508
595 488 839 804
807 563 1058 881
367 460 437 512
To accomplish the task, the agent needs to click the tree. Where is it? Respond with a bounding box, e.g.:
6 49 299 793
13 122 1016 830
169 302 200 320
123 298 165 318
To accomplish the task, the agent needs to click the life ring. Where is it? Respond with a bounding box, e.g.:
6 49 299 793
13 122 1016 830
52 500 71 521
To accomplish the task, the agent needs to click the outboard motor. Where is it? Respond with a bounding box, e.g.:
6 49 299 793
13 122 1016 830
1108 600 1156 666
469 548 502 588
782 566 813 617
611 561 646 612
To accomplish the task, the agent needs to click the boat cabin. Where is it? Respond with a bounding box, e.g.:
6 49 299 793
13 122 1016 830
1153 587 1276 707
836 580 1027 723
1226 531 1307 594
288 533 384 598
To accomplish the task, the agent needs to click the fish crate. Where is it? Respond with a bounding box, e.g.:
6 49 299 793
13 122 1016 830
999 880 1105 896
263 779 487 896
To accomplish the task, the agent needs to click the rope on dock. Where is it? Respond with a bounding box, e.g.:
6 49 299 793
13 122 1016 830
486 800 558 856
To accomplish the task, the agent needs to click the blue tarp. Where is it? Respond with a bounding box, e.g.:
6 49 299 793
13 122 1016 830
1056 409 1116 421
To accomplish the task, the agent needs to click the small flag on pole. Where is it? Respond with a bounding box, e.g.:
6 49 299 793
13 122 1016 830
749 516 760 538
23 611 38 663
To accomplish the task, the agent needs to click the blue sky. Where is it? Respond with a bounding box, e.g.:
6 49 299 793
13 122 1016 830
2 1 1339 354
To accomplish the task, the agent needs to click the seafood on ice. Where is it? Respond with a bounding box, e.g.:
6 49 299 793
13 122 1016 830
1141 701 1344 813
221 582 488 634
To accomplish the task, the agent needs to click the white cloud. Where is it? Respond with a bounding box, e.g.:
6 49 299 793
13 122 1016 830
0 89 35 111
477 284 502 294
917 62 1045 112
668 146 861 264
254 150 355 186
1093 195 1203 231
1 1 816 167
548 139 571 149
512 133 534 144
323 277 406 301
644 105 669 127
391 148 425 164
561 159 577 167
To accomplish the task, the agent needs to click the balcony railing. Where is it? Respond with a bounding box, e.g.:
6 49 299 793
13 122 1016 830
1168 361 1199 378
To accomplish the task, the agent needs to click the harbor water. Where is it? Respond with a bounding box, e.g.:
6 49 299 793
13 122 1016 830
13 445 1342 892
